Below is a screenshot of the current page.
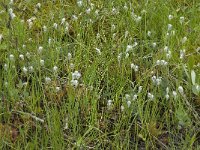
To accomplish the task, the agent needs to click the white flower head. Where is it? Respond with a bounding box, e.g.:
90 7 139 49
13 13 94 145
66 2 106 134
127 100 131 108
9 54 14 61
19 54 24 60
172 91 177 99
121 105 125 112
166 51 172 59
107 100 113 109
135 16 142 23
4 64 8 70
95 48 101 55
138 86 143 93
168 24 173 31
165 94 170 100
53 23 58 29
180 49 185 59
126 45 133 53
86 8 91 14
196 47 200 53
61 18 66 25
152 42 157 48
38 46 43 53
29 66 34 72
71 79 79 87
133 94 138 100
72 71 81 80
45 77 51 84
72 15 78 21
10 12 16 19
156 78 162 85
70 63 75 69
182 36 187 44
180 16 185 24
40 59 44 66
55 86 60 92
147 31 151 37
178 86 184 94
77 0 83 7
67 53 72 61
36 3 41 9
168 15 173 20
43 25 47 32
131 63 139 72
125 94 131 101
164 46 169 52
53 66 58 72
148 93 154 100
0 34 3 42
26 52 31 59
22 66 28 74
166 87 169 93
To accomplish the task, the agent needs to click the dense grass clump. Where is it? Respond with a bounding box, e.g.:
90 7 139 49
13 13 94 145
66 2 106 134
0 0 200 149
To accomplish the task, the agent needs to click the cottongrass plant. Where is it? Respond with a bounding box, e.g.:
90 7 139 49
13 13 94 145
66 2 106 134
0 0 200 149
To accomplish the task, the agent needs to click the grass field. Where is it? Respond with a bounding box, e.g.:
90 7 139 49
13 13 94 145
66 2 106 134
0 0 200 149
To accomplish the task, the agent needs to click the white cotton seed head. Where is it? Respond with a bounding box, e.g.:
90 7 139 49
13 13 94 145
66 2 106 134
95 48 101 55
152 42 157 48
172 91 177 98
125 94 131 100
86 8 91 14
121 105 125 112
72 15 78 21
45 77 51 84
165 94 170 100
178 86 184 94
127 101 131 108
72 71 81 80
148 93 154 100
68 53 72 61
26 52 31 59
71 79 79 87
55 86 60 92
147 31 151 37
180 16 185 24
182 37 187 44
168 15 173 20
38 46 43 53
164 46 169 52
19 54 24 60
107 100 113 108
53 66 58 72
0 34 3 42
43 26 47 32
29 66 34 72
53 23 58 29
77 0 83 7
168 24 173 31
166 87 169 93
23 67 28 74
61 18 66 24
138 86 143 93
133 94 138 100
36 3 41 9
125 53 129 59
126 45 133 53
40 59 44 66
4 64 8 70
9 54 14 61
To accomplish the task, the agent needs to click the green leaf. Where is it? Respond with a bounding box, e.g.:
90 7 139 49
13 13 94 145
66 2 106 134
192 85 199 95
191 70 196 85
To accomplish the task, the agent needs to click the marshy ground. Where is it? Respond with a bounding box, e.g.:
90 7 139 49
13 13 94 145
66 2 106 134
0 0 200 149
